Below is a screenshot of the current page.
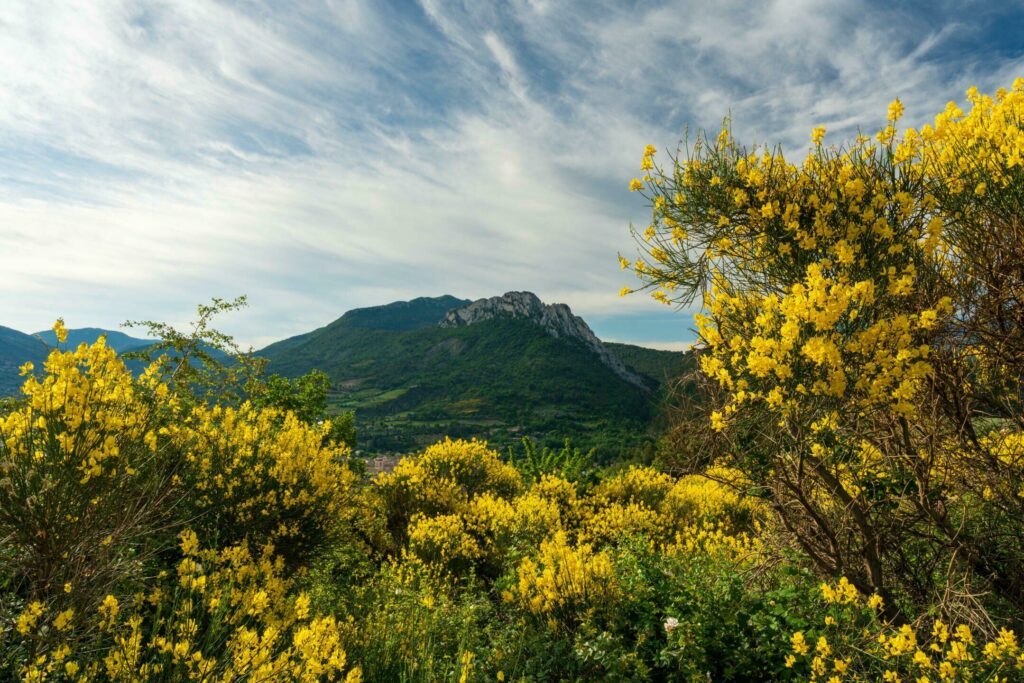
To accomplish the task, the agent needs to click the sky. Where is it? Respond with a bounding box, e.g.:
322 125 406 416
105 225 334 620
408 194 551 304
1 1 1023 350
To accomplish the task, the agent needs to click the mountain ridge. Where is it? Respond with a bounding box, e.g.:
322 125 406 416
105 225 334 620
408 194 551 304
34 327 155 354
441 291 649 389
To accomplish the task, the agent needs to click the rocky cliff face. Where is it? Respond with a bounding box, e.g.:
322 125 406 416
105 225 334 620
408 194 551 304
440 291 650 390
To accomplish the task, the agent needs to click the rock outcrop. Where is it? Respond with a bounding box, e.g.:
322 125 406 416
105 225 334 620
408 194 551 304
440 291 649 390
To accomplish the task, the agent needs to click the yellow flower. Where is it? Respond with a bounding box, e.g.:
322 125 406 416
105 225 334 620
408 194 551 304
295 592 311 620
179 529 200 556
98 594 119 628
811 126 826 145
53 318 69 344
515 531 618 618
53 608 75 632
887 98 905 122
792 631 810 656
16 601 45 635
629 178 644 192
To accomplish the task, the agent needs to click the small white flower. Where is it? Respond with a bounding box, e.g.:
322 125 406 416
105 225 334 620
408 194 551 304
664 616 679 635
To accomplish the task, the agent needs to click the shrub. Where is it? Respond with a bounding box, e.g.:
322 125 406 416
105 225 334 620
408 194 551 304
14 534 360 682
174 402 358 565
506 437 595 484
514 530 620 627
784 577 1024 681
592 465 674 509
374 438 522 540
338 559 490 683
627 79 1024 624
0 326 181 630
0 327 370 680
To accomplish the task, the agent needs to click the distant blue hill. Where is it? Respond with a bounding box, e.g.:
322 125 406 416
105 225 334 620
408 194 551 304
1 327 232 397
0 326 49 396
34 327 155 353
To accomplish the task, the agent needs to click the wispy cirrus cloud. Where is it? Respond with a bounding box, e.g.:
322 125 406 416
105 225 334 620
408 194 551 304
1 0 1021 347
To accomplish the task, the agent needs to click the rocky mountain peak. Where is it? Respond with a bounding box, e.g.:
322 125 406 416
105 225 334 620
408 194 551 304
440 292 650 390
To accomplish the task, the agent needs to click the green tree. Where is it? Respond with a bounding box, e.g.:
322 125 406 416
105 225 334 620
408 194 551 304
249 370 357 449
124 296 265 405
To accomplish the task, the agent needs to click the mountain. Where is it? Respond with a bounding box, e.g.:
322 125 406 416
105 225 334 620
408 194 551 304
440 292 649 389
1 327 164 397
34 327 155 354
0 326 49 396
341 295 471 332
260 293 692 458
2 296 694 459
605 342 693 387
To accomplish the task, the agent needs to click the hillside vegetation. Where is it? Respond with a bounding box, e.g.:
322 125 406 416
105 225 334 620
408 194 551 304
604 342 693 386
260 295 677 459
2 81 1024 682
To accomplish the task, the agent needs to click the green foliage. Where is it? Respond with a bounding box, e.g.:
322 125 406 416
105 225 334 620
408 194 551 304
124 296 266 405
262 313 662 460
249 369 357 448
339 561 492 683
506 437 595 483
250 370 330 423
125 299 359 449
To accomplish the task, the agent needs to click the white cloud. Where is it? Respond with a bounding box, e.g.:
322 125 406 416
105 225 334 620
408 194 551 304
0 0 1021 347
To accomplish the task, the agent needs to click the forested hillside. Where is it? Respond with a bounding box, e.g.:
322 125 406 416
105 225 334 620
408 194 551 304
260 294 683 458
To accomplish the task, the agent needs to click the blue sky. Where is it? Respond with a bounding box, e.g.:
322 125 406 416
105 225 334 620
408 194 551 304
1 1 1023 350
